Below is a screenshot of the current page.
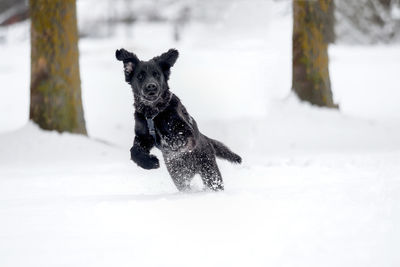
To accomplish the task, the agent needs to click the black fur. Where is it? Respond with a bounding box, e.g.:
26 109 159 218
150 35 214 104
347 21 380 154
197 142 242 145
116 48 242 191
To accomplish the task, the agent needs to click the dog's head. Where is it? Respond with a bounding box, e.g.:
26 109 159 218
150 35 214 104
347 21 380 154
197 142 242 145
115 48 179 103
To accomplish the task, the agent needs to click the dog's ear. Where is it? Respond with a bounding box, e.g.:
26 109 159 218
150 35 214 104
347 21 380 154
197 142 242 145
153 49 179 80
115 48 139 84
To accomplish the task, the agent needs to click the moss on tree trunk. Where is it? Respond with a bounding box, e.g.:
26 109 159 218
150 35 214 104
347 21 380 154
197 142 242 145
29 0 87 134
292 0 338 108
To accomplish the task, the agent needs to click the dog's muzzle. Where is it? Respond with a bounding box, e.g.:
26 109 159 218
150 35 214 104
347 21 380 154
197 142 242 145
142 83 160 101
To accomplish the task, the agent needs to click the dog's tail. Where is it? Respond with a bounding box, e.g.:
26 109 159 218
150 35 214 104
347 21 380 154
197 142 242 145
206 136 242 164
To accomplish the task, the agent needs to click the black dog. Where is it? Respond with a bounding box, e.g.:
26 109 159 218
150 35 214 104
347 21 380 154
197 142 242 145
115 48 241 191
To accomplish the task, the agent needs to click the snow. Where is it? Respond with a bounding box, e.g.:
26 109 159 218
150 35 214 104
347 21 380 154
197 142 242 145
1 0 400 266
2 121 400 267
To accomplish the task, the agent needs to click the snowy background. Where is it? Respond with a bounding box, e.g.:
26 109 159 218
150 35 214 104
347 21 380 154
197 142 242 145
1 0 400 266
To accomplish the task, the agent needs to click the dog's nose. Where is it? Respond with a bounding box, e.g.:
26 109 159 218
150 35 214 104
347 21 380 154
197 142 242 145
145 83 158 95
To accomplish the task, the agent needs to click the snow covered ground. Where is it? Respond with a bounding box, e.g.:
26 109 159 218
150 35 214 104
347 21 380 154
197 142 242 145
1 1 400 266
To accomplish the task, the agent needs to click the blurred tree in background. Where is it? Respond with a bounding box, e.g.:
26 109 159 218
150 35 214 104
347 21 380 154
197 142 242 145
292 0 338 108
29 0 87 134
2 0 399 43
0 0 28 27
336 0 400 43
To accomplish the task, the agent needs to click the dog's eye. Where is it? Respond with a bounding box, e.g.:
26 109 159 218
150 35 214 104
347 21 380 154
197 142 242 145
153 72 160 78
137 73 144 81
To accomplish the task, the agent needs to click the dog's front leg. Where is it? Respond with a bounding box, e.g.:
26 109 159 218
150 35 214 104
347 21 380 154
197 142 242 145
162 133 195 152
130 136 159 169
131 112 159 170
160 121 197 152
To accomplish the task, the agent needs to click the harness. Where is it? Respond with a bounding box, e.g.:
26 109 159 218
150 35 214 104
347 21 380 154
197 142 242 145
146 117 157 142
142 93 173 144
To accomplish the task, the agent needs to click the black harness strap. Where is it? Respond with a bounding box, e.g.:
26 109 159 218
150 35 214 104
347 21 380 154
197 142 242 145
142 93 173 145
146 117 157 142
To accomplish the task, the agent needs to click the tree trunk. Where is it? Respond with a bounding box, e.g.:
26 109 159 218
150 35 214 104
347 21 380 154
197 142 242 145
292 0 338 108
324 0 335 44
29 0 87 134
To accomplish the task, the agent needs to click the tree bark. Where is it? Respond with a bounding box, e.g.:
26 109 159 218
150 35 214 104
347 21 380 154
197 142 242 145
324 0 335 44
29 0 87 134
292 0 338 108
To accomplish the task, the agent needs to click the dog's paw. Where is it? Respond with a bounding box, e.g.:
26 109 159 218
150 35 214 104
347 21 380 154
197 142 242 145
164 135 188 151
136 154 160 170
171 137 187 151
130 146 160 170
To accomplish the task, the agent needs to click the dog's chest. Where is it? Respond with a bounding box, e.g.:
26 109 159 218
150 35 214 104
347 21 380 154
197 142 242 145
154 109 187 135
152 109 193 152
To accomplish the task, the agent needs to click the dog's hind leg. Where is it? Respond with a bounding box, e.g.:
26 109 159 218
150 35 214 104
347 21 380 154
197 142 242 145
199 159 224 191
171 171 193 191
165 158 195 192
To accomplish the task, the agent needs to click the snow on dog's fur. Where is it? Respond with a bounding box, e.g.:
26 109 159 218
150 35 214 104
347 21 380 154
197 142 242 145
116 48 241 191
